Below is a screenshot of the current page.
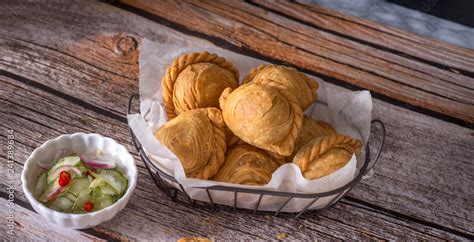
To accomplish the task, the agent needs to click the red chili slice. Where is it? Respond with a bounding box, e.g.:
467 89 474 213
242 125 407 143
83 201 94 212
58 171 71 187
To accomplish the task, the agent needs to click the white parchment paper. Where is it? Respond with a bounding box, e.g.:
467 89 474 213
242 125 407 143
128 39 373 212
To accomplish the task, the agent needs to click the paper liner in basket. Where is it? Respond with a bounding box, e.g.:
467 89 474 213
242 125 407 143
127 39 373 212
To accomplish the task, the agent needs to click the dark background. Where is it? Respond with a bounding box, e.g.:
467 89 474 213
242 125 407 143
388 0 474 27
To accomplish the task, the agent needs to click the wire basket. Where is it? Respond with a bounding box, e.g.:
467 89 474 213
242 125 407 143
127 94 385 218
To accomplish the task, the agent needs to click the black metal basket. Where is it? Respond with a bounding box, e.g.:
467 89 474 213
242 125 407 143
127 94 385 218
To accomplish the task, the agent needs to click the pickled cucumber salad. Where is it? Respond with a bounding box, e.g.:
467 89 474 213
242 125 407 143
34 151 128 214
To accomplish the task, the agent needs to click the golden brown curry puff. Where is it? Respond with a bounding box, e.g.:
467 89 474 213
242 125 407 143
293 134 362 180
243 65 318 110
213 144 282 185
162 52 239 119
155 108 227 179
288 115 336 161
219 82 303 156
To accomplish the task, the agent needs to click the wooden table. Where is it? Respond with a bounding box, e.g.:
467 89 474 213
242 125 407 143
1 1 473 240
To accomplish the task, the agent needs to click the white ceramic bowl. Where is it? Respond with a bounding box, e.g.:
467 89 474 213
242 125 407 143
21 133 138 229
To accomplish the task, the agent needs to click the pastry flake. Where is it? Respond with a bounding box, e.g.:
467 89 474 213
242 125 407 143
219 82 303 156
213 144 281 185
243 65 319 110
293 134 362 180
162 52 239 119
155 108 227 179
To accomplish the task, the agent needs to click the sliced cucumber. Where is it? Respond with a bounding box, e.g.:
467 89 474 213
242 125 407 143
42 179 74 203
49 196 74 213
94 170 127 195
68 177 91 197
91 187 102 198
120 174 128 195
89 177 103 188
72 188 92 214
34 172 47 199
92 194 114 211
61 192 77 202
37 156 127 214
47 173 58 185
76 165 89 174
47 156 81 176
39 178 60 203
99 183 116 195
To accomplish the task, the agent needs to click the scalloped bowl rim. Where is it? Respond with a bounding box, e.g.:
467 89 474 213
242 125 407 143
21 133 137 221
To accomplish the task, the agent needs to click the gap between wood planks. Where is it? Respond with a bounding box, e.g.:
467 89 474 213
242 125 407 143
109 1 473 129
1 70 473 240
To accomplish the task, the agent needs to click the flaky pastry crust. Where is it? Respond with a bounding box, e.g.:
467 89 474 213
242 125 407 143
213 144 280 185
155 108 227 179
243 65 318 110
293 134 361 180
162 51 239 119
288 115 336 161
219 82 303 156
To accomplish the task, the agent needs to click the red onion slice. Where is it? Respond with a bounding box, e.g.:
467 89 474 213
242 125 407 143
47 186 64 201
83 161 115 169
80 153 116 169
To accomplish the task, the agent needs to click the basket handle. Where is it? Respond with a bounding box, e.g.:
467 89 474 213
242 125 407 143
363 119 386 175
127 93 142 152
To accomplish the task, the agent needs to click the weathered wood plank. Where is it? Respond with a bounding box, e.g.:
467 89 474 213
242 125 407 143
1 75 470 240
355 96 474 235
1 0 473 125
0 0 473 239
0 197 103 241
200 0 474 95
256 0 474 71
0 0 212 117
118 0 474 124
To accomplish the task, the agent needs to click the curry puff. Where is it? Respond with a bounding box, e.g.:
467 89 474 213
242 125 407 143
162 52 239 119
243 65 319 110
213 144 283 185
219 82 303 156
288 115 336 161
293 134 362 180
155 108 227 179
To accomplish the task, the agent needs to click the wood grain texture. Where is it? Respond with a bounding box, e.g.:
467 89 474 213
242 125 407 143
0 0 473 240
0 197 102 241
0 75 469 240
119 0 474 124
260 0 474 71
0 0 212 118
